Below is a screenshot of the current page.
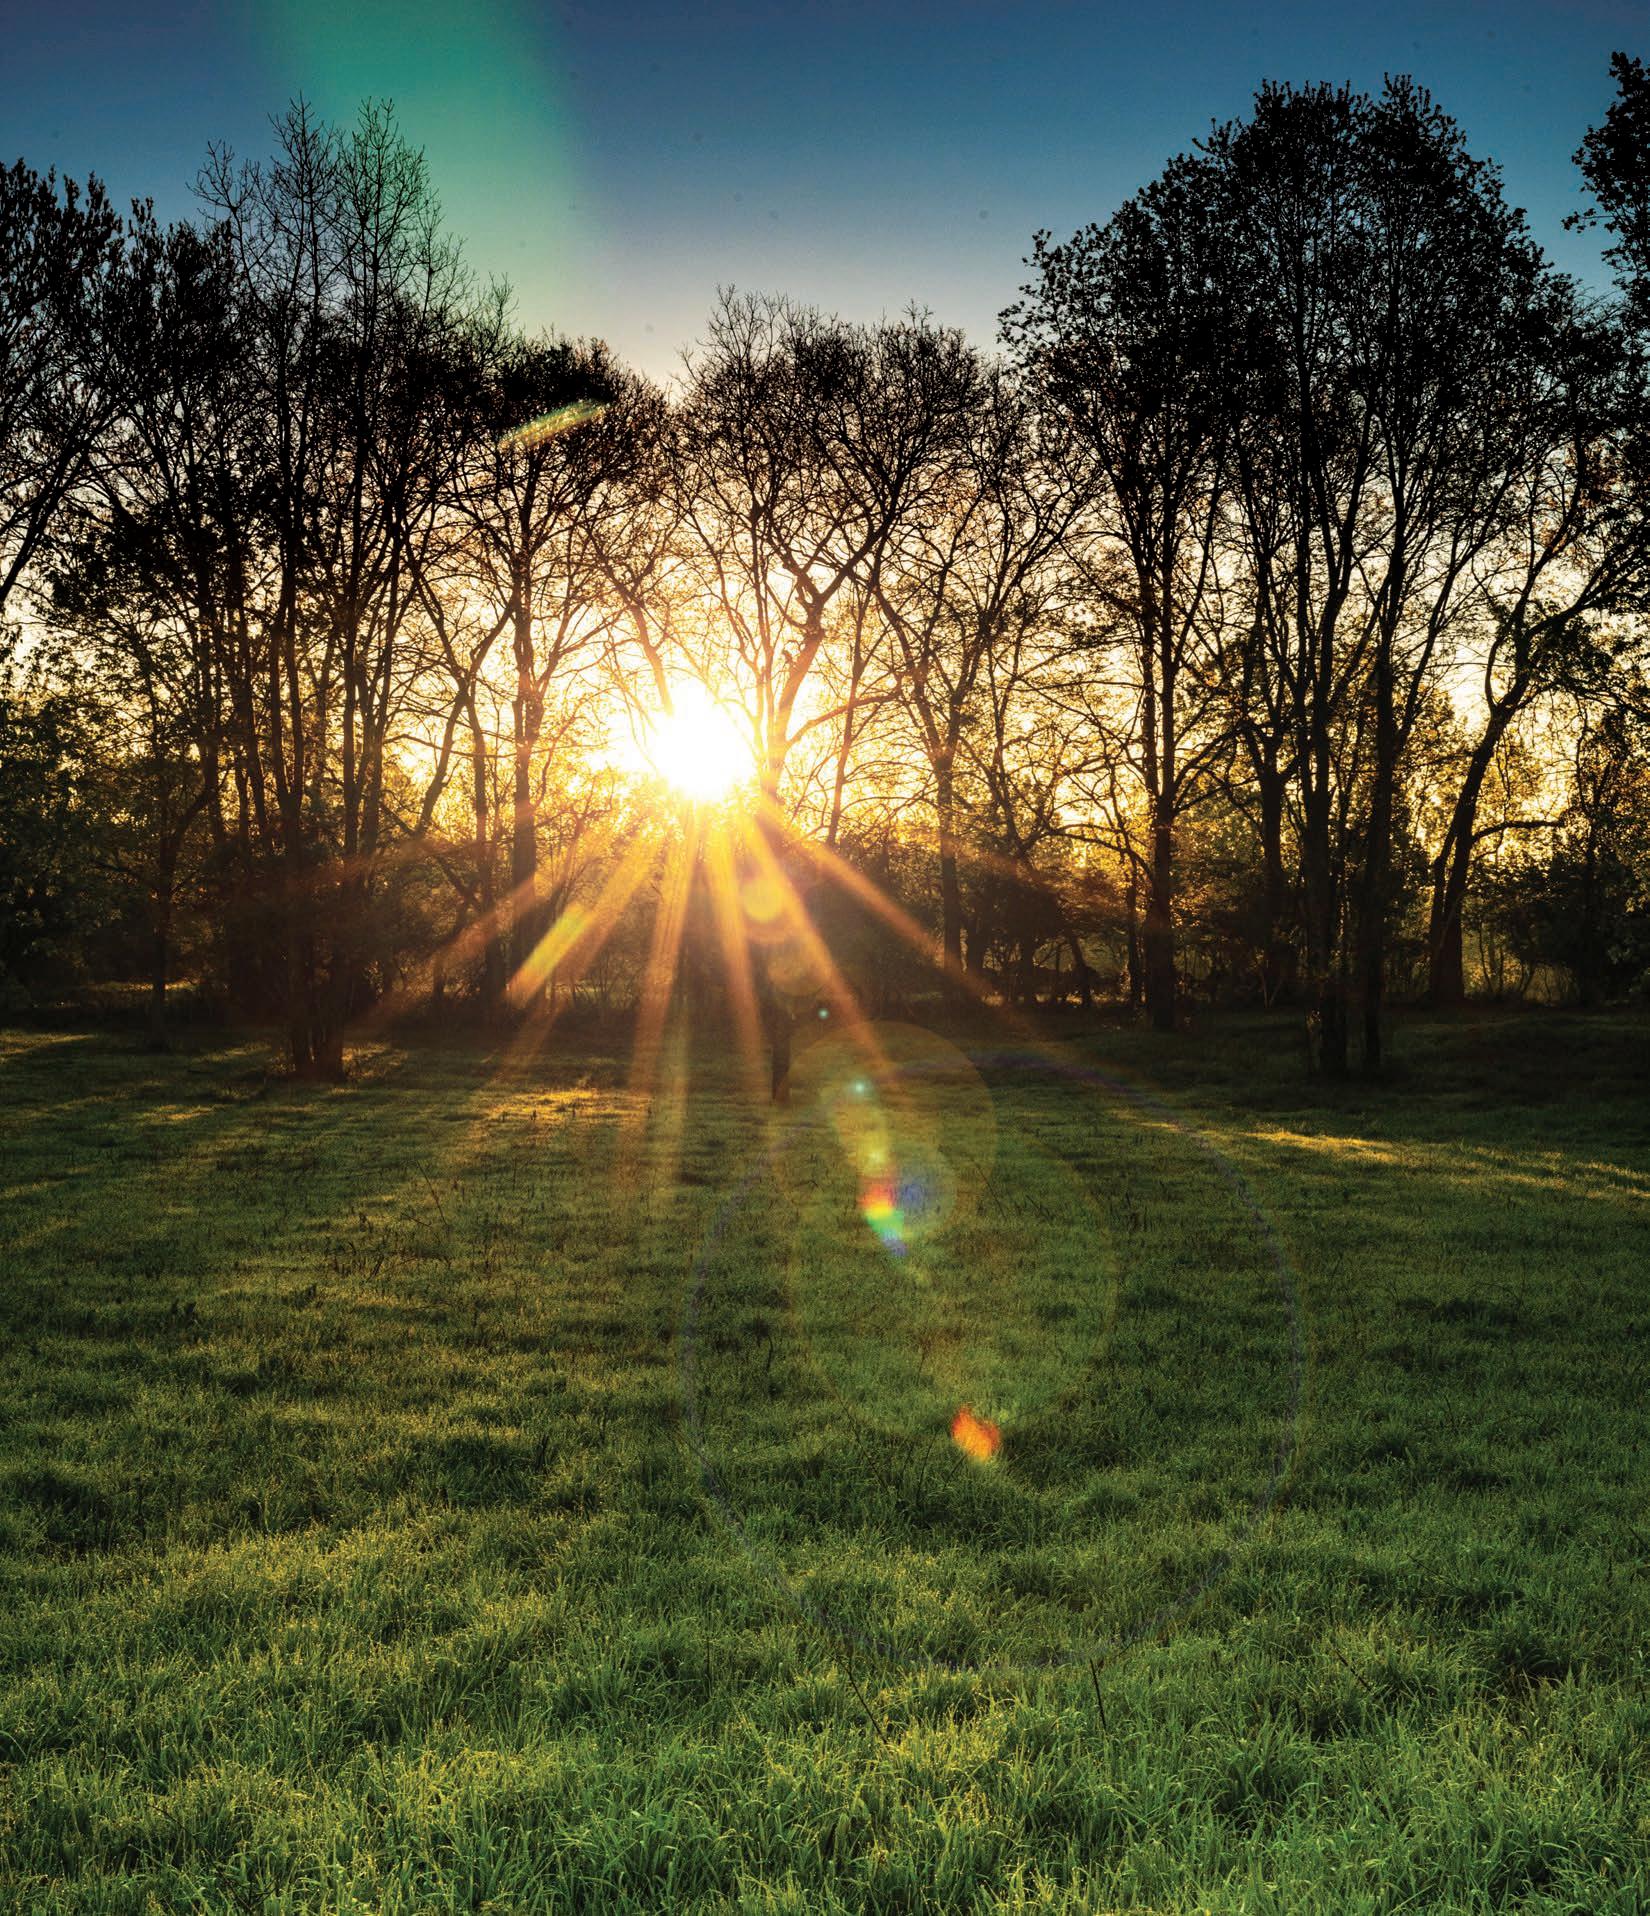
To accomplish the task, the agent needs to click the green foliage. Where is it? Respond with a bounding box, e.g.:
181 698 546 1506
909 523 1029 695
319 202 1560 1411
1480 706 1650 1004
0 668 118 994
2 1015 1647 1910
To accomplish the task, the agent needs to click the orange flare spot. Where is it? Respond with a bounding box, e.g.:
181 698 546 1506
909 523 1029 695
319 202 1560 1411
951 1405 1001 1463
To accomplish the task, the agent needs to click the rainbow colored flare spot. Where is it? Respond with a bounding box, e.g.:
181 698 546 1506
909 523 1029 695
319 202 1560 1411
860 1175 906 1253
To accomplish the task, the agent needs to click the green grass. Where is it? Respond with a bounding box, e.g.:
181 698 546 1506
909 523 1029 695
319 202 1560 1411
1 1010 1647 1913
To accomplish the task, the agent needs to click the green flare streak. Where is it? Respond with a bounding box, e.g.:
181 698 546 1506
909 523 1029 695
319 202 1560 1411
254 0 590 329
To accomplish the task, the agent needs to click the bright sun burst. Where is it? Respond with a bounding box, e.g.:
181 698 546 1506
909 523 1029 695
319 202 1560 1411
642 684 751 801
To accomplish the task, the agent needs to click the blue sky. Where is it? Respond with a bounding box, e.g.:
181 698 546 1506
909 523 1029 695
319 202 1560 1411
2 0 1642 381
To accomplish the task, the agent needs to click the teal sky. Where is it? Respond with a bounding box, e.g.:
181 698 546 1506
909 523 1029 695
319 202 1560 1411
2 0 1642 383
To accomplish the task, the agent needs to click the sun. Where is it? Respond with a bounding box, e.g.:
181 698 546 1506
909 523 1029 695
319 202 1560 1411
641 684 751 801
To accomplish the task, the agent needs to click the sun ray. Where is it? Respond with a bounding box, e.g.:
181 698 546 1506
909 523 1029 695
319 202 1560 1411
486 835 664 1084
704 818 770 1107
507 833 658 1011
630 809 702 1098
622 810 703 1190
753 795 960 983
344 860 550 1043
757 795 1038 1033
739 825 895 1083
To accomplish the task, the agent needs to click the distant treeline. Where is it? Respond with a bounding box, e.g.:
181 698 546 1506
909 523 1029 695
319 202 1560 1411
2 59 1648 1076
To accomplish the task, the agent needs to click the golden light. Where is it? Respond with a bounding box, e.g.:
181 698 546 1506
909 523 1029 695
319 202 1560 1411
640 684 752 801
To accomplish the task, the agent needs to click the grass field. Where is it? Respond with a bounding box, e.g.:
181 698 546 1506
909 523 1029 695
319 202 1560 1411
2 1010 1647 1913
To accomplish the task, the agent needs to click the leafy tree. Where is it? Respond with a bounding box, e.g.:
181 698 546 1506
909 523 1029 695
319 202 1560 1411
1210 80 1590 1071
1008 154 1237 1032
0 161 120 620
0 660 117 995
1572 53 1650 326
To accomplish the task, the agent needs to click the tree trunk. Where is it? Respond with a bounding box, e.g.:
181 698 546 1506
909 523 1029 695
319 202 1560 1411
1067 930 1092 1008
1257 758 1296 1004
510 588 542 991
935 757 965 982
1317 976 1349 1078
1299 614 1347 1078
1576 835 1601 1007
1018 935 1038 1007
146 797 206 1049
468 692 506 1022
1357 640 1397 1075
1427 706 1515 1007
312 1017 345 1082
1143 799 1175 1032
826 623 865 851
1124 868 1143 1014
283 846 318 1075
1301 796 1346 1078
147 873 174 1049
1137 605 1177 1034
1359 911 1385 1074
754 765 794 1101
1428 845 1469 1009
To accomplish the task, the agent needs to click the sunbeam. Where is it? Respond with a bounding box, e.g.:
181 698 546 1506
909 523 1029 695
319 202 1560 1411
622 809 704 1192
703 819 771 1107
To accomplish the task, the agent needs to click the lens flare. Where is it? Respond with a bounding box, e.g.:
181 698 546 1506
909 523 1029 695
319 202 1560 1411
859 1173 906 1254
682 1042 1306 1677
951 1404 1001 1463
497 398 609 454
784 1027 995 1259
739 870 787 931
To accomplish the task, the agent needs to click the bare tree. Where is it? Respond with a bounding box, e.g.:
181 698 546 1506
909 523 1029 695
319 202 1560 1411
671 295 975 1091
440 320 634 996
865 356 1080 978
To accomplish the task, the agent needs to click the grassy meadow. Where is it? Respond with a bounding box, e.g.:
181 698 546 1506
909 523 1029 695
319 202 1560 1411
1 1011 1647 1913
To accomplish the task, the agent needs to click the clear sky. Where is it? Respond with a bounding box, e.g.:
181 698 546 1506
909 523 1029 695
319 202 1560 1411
3 0 1643 384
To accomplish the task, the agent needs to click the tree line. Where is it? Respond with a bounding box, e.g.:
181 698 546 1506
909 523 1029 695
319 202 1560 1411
3 61 1648 1079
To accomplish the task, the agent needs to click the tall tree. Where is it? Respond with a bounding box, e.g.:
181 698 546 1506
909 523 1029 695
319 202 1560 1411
1424 299 1646 1003
1208 80 1586 1069
0 161 120 621
846 347 1077 979
1572 52 1650 328
196 101 474 1074
52 210 261 1015
1008 155 1237 1031
442 323 633 997
672 296 974 1091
